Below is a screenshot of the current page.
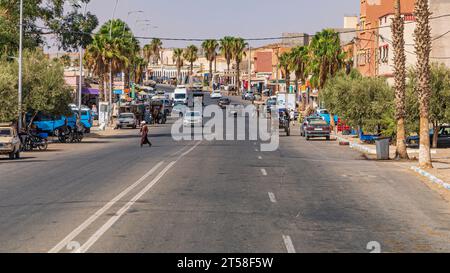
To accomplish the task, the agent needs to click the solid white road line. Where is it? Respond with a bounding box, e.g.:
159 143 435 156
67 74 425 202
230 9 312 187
48 161 164 253
261 168 267 176
282 235 296 253
78 162 176 253
268 192 277 203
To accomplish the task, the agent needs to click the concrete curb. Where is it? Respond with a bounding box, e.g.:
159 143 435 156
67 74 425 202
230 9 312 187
410 166 450 191
334 135 376 155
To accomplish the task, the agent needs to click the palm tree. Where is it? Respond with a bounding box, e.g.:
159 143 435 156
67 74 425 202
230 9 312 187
231 38 248 94
278 52 291 93
183 45 198 82
289 46 308 94
173 48 184 85
392 0 409 160
309 29 344 129
143 44 152 64
202 39 219 89
150 38 163 65
220 36 235 84
414 0 433 168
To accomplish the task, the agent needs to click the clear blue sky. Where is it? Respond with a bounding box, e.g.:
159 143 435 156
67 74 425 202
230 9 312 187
47 0 359 51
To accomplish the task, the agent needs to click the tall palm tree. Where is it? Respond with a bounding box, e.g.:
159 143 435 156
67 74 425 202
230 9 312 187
289 46 308 94
150 38 163 65
202 39 219 89
220 36 235 84
414 0 433 168
173 48 184 85
278 52 291 93
231 38 247 94
392 0 409 160
309 29 344 129
143 44 152 63
183 45 198 81
84 36 109 101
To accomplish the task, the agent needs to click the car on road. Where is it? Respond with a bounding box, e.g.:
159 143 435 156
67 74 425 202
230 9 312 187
174 86 188 105
301 116 331 140
116 113 137 129
0 125 21 159
210 90 222 99
183 111 203 127
406 125 450 148
265 97 277 113
172 103 188 117
218 98 231 109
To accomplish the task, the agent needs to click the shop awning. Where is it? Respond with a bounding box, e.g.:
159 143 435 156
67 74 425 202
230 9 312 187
82 88 99 95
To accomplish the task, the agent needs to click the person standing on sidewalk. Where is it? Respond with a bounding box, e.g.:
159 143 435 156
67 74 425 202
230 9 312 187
140 121 152 148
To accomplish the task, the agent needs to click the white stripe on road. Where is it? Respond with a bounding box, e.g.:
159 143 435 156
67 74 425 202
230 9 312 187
268 192 277 203
49 141 202 253
48 161 164 253
78 162 176 253
282 235 296 253
261 168 267 176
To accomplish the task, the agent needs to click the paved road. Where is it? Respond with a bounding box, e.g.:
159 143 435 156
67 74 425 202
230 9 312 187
1 93 450 253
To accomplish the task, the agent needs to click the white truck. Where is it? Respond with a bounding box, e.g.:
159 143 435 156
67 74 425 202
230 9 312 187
174 86 188 105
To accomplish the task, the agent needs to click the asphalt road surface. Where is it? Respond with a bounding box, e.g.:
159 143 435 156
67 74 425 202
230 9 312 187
1 91 450 253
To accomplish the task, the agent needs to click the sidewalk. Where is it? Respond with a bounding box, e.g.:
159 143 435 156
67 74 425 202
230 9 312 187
334 133 450 194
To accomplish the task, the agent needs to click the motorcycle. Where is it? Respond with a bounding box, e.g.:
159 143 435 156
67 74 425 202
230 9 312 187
23 132 48 151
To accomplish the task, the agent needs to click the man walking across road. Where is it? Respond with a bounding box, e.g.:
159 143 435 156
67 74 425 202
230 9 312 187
140 121 152 148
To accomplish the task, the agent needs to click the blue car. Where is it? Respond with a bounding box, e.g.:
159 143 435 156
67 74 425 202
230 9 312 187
407 126 450 148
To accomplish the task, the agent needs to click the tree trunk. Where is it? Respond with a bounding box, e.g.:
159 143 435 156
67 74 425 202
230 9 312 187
395 118 409 159
432 122 439 148
419 117 433 168
209 61 213 90
236 61 241 95
393 0 409 160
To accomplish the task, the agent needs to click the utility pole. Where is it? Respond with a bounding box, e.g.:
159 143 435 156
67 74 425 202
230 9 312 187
18 0 23 131
275 46 280 94
247 45 251 93
108 0 119 125
78 3 88 120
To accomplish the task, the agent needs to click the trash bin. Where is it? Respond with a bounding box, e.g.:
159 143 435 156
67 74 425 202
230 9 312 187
375 137 390 160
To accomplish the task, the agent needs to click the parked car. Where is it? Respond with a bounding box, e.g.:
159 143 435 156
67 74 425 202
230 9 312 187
183 111 203 127
407 126 450 148
218 98 231 109
301 116 331 140
0 125 21 159
300 115 323 137
211 90 222 99
116 113 137 129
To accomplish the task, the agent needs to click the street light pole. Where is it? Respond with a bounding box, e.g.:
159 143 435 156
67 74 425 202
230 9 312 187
247 45 251 93
18 0 23 131
109 0 119 123
78 3 88 120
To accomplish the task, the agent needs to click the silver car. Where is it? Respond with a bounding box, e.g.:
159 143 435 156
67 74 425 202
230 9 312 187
116 113 137 129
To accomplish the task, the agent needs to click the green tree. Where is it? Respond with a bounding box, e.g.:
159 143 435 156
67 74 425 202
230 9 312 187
172 48 184 85
219 36 235 84
289 46 309 94
202 39 219 88
183 45 198 78
0 50 72 124
143 38 163 65
231 38 247 94
278 51 291 93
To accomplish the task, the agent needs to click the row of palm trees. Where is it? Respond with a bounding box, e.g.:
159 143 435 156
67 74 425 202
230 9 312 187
84 19 165 101
169 37 248 90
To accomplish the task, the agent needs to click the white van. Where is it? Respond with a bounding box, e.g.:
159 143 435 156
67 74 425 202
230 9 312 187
174 86 188 105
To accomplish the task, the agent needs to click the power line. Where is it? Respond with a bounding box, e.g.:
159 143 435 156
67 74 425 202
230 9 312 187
30 13 450 43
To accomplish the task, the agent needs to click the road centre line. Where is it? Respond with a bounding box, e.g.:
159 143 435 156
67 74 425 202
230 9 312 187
49 141 201 253
261 168 268 176
48 161 164 253
282 235 296 253
78 162 176 253
268 192 277 203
